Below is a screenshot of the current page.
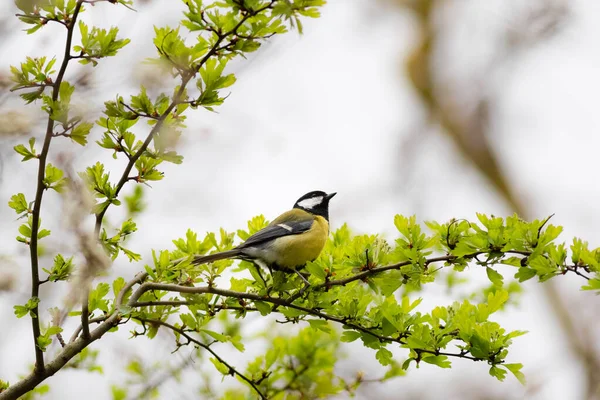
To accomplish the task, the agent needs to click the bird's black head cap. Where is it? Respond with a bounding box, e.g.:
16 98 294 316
293 191 336 220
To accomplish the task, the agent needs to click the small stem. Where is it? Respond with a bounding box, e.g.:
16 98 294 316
10 83 51 92
14 14 68 27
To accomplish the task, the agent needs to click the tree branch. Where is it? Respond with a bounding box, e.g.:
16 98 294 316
86 0 278 345
68 316 108 344
127 282 483 363
312 249 589 290
134 317 267 400
0 272 147 400
27 0 84 375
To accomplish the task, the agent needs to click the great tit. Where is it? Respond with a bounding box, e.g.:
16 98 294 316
191 191 336 282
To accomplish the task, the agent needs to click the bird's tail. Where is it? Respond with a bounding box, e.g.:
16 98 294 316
191 249 241 265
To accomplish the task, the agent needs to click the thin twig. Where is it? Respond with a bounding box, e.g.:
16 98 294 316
127 356 192 400
564 266 591 281
69 316 108 344
120 100 158 119
10 83 51 92
14 14 68 27
134 317 267 400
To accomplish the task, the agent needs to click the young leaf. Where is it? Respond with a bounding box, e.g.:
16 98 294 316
375 348 394 366
305 261 326 281
489 365 507 381
307 319 331 333
504 363 526 385
341 330 361 343
202 329 227 342
13 296 40 318
421 355 451 369
486 267 504 287
209 357 229 375
8 193 28 214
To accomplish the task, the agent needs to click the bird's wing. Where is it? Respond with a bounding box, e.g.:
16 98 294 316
239 218 314 249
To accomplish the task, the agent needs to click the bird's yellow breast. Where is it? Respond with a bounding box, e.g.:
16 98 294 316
269 215 329 269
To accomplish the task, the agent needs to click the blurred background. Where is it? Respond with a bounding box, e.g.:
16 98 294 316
1 0 600 399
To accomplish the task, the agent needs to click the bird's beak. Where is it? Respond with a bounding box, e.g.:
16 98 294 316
326 192 337 200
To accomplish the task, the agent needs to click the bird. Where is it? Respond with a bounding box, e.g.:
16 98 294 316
190 191 336 285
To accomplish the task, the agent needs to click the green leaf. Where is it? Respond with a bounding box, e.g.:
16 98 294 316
42 254 74 282
401 296 423 313
307 319 331 333
504 363 526 385
130 86 154 115
180 313 197 330
111 385 127 400
469 334 490 359
88 283 110 313
582 278 600 292
486 267 504 287
375 348 394 366
8 193 28 214
515 267 536 282
486 289 509 314
14 296 40 318
340 330 361 343
43 163 66 191
382 361 405 380
14 143 36 161
70 121 94 146
18 223 32 238
120 246 141 262
75 22 131 66
401 358 415 370
196 58 237 110
13 305 29 318
126 360 144 376
230 336 245 353
112 277 125 298
254 301 271 316
377 271 403 296
305 261 326 280
37 335 52 352
202 329 227 342
124 185 145 215
422 355 451 368
489 365 507 381
209 357 230 375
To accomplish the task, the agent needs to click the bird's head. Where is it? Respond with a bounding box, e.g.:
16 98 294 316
293 191 336 220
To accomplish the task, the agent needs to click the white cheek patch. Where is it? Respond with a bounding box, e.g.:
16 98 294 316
298 196 323 210
277 223 293 232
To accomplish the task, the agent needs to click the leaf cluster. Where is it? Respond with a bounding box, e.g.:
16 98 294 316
100 212 598 397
